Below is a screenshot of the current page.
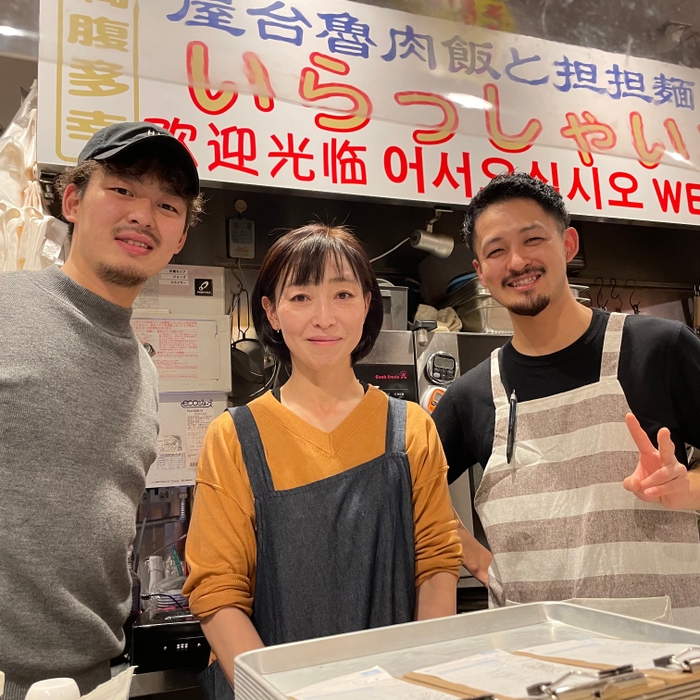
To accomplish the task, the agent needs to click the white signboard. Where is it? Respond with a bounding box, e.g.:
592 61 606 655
38 0 700 226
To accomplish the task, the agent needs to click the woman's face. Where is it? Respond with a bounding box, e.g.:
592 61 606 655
262 258 370 373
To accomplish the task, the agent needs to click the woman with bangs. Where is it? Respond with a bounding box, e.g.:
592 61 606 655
183 224 462 699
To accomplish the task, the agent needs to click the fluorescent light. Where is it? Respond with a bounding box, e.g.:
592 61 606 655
0 25 39 39
447 92 493 111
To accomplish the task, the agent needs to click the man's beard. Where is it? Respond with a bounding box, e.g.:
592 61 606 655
96 261 149 288
506 293 551 317
500 265 549 317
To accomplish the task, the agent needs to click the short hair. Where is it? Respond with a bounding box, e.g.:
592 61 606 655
463 172 571 254
54 143 205 233
251 223 383 365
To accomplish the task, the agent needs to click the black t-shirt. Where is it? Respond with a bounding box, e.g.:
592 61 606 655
433 309 700 484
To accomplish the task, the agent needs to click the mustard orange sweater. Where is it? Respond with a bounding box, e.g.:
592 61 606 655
183 387 461 619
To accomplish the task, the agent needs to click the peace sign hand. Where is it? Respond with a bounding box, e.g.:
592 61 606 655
623 413 691 510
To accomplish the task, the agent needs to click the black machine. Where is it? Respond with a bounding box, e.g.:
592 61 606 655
354 330 418 401
131 609 210 674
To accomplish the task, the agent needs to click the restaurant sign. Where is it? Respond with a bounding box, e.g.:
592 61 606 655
38 0 700 225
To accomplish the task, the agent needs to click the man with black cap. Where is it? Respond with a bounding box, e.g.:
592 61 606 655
0 123 203 699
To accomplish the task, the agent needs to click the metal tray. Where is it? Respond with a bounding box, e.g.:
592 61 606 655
458 302 514 333
235 602 700 700
460 296 591 313
457 296 591 333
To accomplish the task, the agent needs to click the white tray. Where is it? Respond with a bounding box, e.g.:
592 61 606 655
235 602 700 700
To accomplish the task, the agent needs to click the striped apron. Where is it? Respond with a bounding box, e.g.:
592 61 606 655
474 312 700 628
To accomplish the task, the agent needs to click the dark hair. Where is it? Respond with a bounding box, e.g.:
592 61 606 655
55 143 205 233
252 223 383 365
463 172 570 254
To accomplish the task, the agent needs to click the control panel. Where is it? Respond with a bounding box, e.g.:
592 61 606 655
426 351 457 385
421 386 445 414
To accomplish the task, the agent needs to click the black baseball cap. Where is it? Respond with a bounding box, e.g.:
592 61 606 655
77 121 199 197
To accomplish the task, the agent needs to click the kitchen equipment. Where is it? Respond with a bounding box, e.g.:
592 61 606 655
446 272 478 296
131 264 232 489
230 289 264 384
131 609 210 674
445 280 590 334
414 328 460 415
378 283 408 330
410 208 455 259
355 330 417 401
410 229 454 258
229 288 278 404
234 602 700 700
458 296 514 333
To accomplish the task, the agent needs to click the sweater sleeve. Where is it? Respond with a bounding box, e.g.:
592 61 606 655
405 403 462 586
182 413 257 619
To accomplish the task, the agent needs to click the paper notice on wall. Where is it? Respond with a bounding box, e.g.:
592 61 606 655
159 267 189 286
147 397 222 487
154 435 186 473
132 319 202 381
186 405 214 469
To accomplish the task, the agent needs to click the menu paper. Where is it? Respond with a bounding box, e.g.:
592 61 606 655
518 638 695 672
289 667 462 700
407 649 592 699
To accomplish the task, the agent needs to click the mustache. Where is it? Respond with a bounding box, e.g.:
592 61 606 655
113 226 159 248
502 265 546 288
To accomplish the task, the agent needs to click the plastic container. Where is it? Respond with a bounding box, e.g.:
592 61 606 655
24 679 80 700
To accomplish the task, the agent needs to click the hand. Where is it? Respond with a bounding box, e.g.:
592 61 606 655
623 413 691 510
453 508 491 587
462 547 492 587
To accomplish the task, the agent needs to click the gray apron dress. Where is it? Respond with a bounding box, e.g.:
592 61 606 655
199 394 416 699
475 312 700 626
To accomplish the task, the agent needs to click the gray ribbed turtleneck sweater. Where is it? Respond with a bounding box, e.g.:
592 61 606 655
0 266 158 699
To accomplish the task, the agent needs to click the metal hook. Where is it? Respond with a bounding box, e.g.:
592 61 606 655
609 278 623 312
626 279 640 314
595 277 608 311
425 207 452 233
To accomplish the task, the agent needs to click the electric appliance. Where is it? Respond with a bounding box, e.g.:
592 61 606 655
354 330 417 401
131 610 210 674
131 265 232 489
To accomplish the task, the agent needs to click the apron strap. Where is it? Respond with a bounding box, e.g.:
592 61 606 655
228 406 276 497
489 348 510 410
385 396 407 453
600 312 627 380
